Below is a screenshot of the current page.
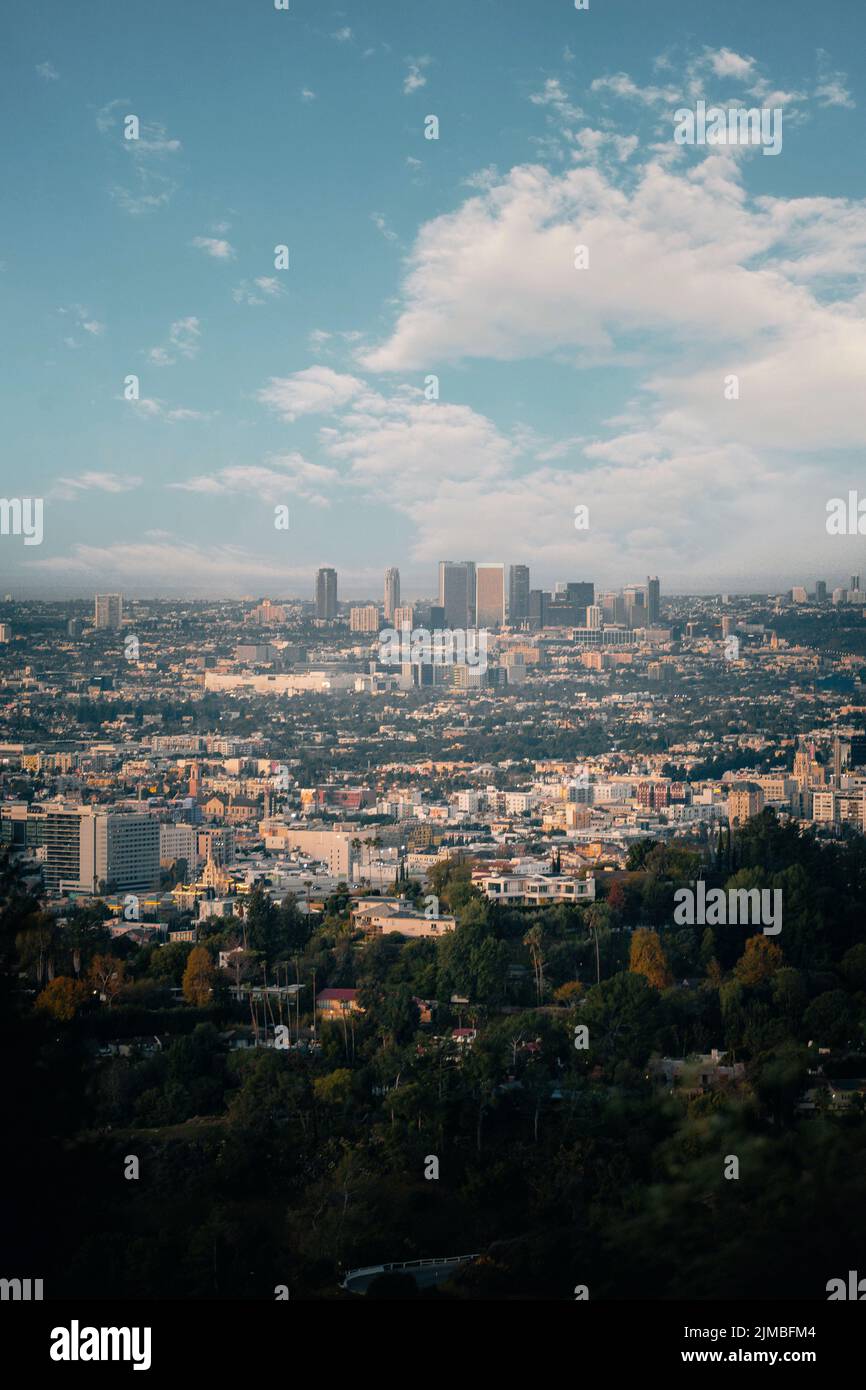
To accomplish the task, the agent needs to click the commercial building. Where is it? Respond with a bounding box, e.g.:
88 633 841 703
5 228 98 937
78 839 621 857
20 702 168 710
350 605 380 633
94 594 123 630
28 804 159 894
315 568 338 621
508 565 530 623
475 563 506 629
384 568 400 622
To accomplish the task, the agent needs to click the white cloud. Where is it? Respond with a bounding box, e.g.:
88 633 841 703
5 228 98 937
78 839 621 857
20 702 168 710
815 49 854 108
233 277 285 306
170 453 339 507
300 88 317 102
27 540 316 593
371 212 398 242
125 396 211 423
257 366 365 421
147 316 201 366
403 63 428 95
705 48 756 80
98 103 182 214
59 305 106 339
36 61 59 81
333 27 352 42
51 472 142 501
191 236 236 260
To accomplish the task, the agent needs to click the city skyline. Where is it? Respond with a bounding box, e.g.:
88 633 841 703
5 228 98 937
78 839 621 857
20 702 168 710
3 2 866 596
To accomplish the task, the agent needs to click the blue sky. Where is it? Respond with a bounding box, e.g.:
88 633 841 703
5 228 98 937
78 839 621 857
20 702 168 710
3 0 866 599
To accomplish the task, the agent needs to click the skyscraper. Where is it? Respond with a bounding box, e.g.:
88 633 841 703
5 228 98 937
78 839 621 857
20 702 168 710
647 576 661 624
94 593 123 630
814 581 827 602
528 589 547 630
624 585 648 628
384 567 400 621
438 561 472 628
315 568 338 620
475 563 506 628
508 564 530 623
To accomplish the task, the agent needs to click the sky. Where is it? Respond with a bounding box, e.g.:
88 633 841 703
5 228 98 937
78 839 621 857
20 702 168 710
3 0 866 600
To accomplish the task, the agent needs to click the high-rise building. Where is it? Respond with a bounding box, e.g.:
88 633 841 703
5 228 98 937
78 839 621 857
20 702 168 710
566 581 594 612
647 576 660 624
599 591 625 625
814 580 827 603
0 623 10 643
852 576 861 593
393 605 415 631
350 605 380 633
528 589 547 630
586 605 601 630
384 567 400 621
438 562 472 628
94 594 123 630
475 563 505 628
27 805 159 894
508 564 530 623
247 598 287 625
315 568 338 620
624 585 648 628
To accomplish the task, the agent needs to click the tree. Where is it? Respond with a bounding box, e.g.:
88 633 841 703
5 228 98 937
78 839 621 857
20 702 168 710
629 929 673 991
733 936 784 987
88 953 127 1007
582 972 661 1067
313 1069 353 1107
182 946 216 1006
803 990 855 1049
35 975 88 1022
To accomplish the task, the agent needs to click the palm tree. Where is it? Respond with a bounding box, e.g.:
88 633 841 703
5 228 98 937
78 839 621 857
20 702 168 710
523 924 546 1004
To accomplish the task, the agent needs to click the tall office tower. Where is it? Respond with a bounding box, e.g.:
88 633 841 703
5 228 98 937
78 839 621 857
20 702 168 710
814 580 827 603
464 561 477 625
27 805 159 894
315 567 338 620
566 581 595 612
438 561 472 628
528 589 547 629
852 576 861 593
647 576 661 624
508 564 530 623
94 593 123 630
599 591 625 625
350 604 380 632
475 563 506 628
586 605 602 630
384 567 400 621
624 584 648 628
